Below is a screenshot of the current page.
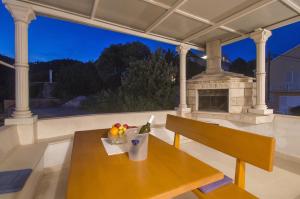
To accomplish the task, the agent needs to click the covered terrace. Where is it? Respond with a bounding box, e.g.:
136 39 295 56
0 0 300 198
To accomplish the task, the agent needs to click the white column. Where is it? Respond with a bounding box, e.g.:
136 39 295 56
5 2 36 118
176 44 191 113
249 29 273 115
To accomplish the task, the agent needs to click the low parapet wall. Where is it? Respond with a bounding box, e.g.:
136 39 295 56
37 111 300 159
37 110 176 140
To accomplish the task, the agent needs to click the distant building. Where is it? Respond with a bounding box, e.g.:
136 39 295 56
269 45 300 114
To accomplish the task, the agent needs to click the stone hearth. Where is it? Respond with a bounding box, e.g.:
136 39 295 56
187 72 256 114
186 72 274 124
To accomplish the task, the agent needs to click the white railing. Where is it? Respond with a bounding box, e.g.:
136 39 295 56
0 60 14 69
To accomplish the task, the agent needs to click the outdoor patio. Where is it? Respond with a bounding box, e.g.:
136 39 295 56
1 0 300 198
33 124 300 199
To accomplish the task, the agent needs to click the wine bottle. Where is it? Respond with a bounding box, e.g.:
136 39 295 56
138 115 154 134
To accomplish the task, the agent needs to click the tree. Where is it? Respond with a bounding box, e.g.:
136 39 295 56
247 59 256 77
186 51 206 79
121 48 177 108
30 59 82 82
290 106 300 116
53 62 102 99
82 49 178 112
95 42 151 89
229 58 255 77
0 55 15 112
164 49 178 65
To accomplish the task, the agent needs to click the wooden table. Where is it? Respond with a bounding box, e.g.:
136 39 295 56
67 129 223 199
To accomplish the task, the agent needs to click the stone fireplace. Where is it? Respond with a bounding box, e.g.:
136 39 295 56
187 73 255 113
187 40 256 115
185 40 274 124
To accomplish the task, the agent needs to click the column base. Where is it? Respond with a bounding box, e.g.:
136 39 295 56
248 108 273 115
5 115 38 145
175 107 191 114
5 115 37 126
12 110 32 118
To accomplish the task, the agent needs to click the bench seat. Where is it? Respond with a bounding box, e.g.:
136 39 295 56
0 142 48 199
165 114 275 199
194 183 257 199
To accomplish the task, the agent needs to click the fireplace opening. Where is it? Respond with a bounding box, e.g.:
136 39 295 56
198 89 228 112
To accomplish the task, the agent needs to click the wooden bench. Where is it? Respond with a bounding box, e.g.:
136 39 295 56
0 126 47 199
165 114 275 199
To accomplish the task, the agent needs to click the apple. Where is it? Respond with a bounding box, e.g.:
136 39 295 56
123 124 129 129
114 123 121 128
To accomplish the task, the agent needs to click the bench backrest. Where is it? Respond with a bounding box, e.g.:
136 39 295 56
165 114 275 188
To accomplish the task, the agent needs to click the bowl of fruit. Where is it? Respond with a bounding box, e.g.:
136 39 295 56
108 123 129 144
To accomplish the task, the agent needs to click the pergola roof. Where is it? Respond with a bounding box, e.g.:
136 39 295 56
5 0 300 50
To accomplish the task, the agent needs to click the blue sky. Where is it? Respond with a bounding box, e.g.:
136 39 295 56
1 2 300 62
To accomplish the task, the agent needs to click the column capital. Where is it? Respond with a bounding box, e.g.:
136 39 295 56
176 44 190 55
4 1 36 23
250 28 272 44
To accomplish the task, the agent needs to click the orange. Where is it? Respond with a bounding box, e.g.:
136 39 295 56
110 127 119 136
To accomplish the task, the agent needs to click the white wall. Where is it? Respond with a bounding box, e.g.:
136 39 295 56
270 45 300 92
37 110 176 140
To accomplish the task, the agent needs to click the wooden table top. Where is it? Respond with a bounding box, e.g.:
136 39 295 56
67 129 223 199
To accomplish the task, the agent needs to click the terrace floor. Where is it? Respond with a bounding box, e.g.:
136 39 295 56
34 127 300 199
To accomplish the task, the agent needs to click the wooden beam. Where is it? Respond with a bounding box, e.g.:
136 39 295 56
90 0 100 19
222 15 300 46
145 0 187 33
183 0 276 42
8 0 203 50
143 0 245 36
280 0 300 14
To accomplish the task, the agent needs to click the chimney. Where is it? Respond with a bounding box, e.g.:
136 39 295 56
205 40 223 74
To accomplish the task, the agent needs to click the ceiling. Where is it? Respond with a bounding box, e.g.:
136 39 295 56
7 0 300 49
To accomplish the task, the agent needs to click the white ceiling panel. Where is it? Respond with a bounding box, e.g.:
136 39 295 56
153 13 209 40
95 0 166 30
14 0 300 47
179 0 260 22
191 29 239 46
31 0 94 16
226 1 298 33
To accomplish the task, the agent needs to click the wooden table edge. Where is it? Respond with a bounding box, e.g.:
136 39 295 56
152 172 224 199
